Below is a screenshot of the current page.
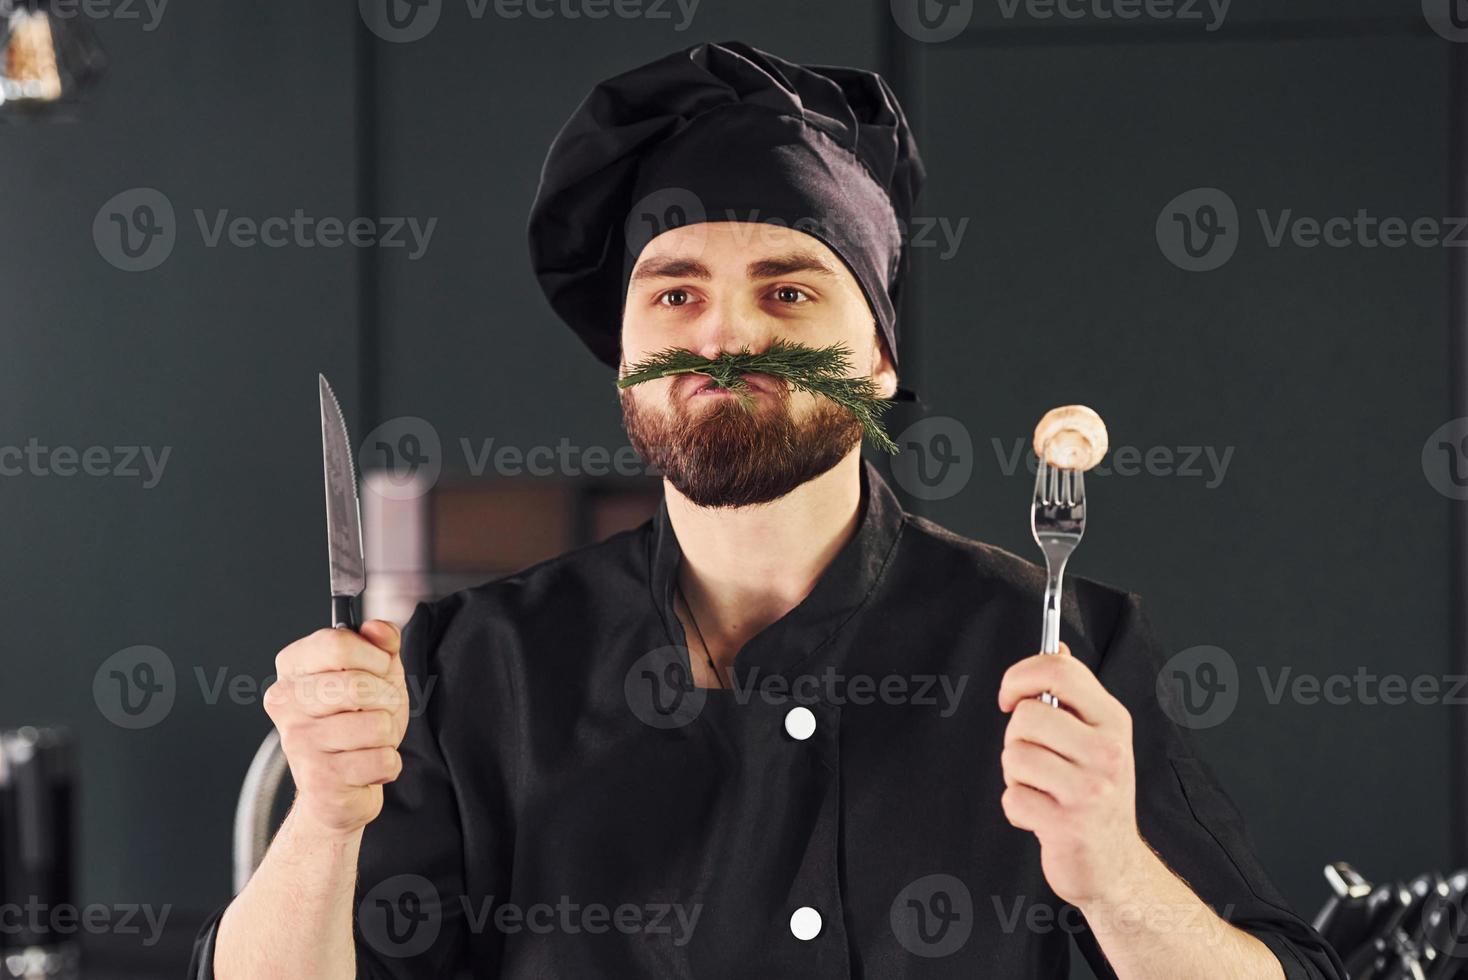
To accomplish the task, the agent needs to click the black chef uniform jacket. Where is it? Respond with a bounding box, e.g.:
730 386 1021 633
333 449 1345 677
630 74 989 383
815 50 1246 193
189 457 1345 979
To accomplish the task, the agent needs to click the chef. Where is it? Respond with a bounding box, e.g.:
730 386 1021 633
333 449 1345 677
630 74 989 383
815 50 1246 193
191 40 1345 979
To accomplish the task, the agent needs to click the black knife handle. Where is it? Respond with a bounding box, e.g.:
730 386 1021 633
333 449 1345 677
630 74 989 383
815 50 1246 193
332 595 359 631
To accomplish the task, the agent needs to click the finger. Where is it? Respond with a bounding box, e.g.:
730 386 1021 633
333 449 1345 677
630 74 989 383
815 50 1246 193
998 649 1115 725
312 709 397 752
1000 783 1060 833
1000 740 1082 803
279 629 395 679
328 746 403 788
1004 697 1096 766
997 639 1073 705
289 671 405 718
358 620 402 658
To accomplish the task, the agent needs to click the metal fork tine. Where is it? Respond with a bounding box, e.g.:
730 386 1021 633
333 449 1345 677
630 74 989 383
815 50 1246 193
1034 457 1048 504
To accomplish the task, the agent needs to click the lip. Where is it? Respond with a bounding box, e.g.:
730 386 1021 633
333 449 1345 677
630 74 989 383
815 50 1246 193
678 372 779 398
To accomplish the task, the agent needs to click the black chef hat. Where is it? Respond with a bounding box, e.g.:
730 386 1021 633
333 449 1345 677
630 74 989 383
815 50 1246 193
527 40 926 403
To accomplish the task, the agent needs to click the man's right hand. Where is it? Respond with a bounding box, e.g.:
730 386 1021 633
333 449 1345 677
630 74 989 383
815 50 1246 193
264 620 410 835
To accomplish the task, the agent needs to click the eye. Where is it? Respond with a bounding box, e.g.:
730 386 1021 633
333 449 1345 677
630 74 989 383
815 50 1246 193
770 285 812 305
656 288 695 308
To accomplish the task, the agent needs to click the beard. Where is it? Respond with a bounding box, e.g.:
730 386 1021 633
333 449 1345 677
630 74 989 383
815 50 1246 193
619 380 865 508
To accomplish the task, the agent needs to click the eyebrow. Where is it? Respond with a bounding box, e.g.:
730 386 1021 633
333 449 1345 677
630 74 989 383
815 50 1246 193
628 250 840 286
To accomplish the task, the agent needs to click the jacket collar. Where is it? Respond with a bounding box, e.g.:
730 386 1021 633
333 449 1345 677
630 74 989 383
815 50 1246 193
648 458 907 681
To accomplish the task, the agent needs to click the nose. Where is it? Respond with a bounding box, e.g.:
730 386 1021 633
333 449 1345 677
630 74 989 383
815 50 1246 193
686 294 765 361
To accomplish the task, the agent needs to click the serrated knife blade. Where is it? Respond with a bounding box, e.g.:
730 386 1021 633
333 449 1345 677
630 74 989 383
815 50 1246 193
319 374 365 628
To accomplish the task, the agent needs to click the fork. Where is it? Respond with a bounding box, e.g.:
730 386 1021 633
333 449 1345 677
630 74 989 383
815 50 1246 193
1029 456 1087 708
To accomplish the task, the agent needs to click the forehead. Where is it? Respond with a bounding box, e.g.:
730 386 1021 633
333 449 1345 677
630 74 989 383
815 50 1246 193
629 221 856 286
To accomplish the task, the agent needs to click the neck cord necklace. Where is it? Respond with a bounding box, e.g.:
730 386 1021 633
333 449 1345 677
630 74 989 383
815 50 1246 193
676 581 727 690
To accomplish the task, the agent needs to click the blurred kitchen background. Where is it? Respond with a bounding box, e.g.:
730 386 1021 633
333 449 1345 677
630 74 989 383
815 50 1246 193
1 0 1463 975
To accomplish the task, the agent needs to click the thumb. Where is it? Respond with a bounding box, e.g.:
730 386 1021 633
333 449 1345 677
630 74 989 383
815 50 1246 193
358 619 402 658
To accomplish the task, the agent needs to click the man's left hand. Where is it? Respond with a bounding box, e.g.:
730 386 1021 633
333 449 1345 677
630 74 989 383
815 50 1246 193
997 642 1154 909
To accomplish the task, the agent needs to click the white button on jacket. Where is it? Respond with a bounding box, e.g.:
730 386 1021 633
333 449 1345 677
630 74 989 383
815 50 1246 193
784 705 816 740
790 906 823 941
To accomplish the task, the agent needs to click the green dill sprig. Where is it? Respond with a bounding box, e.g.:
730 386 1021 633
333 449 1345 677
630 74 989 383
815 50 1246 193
616 338 899 455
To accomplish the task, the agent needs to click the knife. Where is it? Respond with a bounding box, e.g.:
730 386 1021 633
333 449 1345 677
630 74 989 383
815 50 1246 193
233 375 368 895
320 373 365 630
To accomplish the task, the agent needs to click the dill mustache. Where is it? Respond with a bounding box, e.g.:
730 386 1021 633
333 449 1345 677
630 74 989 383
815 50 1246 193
615 338 899 455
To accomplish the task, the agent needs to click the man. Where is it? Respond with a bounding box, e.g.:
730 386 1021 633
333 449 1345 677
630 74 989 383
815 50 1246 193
192 40 1345 979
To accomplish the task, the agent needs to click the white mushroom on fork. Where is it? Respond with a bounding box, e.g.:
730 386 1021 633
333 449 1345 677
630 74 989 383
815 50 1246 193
1032 405 1109 471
